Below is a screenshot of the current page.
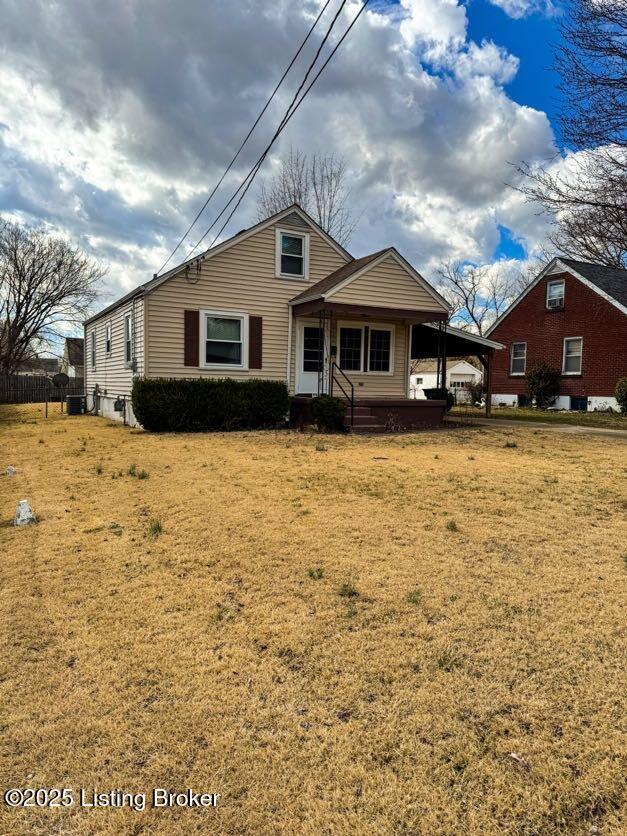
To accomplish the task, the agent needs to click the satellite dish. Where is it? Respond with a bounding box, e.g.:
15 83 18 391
52 372 69 387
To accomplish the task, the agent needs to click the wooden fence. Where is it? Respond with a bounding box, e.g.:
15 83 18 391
0 375 85 404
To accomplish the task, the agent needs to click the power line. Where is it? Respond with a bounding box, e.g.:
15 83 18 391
156 0 335 276
187 0 369 261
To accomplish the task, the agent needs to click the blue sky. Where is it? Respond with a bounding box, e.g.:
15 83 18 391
466 0 565 143
0 0 570 308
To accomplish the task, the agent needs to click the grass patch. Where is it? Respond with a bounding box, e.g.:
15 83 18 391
406 588 423 605
1 404 626 835
452 404 627 430
147 518 162 538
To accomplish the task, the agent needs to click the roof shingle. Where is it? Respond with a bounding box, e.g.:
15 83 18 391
290 248 391 303
560 258 627 308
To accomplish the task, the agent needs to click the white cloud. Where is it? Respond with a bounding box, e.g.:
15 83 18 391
0 0 559 308
487 0 557 20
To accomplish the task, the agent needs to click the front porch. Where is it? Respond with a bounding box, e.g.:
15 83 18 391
289 298 450 431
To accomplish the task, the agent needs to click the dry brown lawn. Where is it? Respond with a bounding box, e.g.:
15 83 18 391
1 403 626 835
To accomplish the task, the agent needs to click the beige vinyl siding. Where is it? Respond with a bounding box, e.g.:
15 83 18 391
330 254 446 312
290 317 409 398
84 297 145 398
146 221 347 380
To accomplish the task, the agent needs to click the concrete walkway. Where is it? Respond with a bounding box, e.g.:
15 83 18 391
449 415 627 440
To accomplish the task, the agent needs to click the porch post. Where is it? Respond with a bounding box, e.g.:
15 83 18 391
441 319 448 396
485 349 493 417
435 320 442 389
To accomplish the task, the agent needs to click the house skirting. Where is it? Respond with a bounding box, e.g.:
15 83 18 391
86 392 140 427
492 393 620 412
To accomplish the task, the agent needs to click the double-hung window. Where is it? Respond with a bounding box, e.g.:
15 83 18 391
105 321 112 355
203 310 248 368
368 328 392 372
547 279 565 309
90 330 96 369
339 327 363 371
124 313 133 366
563 337 582 374
510 342 526 375
338 324 393 373
276 229 308 278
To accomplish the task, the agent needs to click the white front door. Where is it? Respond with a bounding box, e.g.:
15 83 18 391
296 321 324 395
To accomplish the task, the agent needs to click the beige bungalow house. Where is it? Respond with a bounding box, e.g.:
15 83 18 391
84 204 499 429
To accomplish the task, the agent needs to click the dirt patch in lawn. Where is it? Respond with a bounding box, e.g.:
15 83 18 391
1 405 626 835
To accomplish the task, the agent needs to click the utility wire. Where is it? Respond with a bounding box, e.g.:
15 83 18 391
156 0 335 276
186 0 370 261
184 0 352 261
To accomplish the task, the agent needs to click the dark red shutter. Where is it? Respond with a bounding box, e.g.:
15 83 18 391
184 310 199 366
249 316 263 369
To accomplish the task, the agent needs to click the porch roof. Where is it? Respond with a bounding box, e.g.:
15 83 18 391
411 322 504 358
291 299 447 322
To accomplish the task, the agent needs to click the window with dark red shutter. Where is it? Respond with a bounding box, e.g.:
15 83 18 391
249 316 263 369
184 310 199 366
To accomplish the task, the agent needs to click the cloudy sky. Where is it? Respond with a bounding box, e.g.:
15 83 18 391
0 0 568 318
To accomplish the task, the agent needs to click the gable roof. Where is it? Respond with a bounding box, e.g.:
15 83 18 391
559 258 627 309
290 249 390 303
486 257 627 336
85 204 352 326
65 337 84 365
290 247 451 312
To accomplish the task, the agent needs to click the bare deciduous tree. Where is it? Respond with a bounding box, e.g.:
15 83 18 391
516 0 627 267
257 148 356 246
0 220 104 374
436 261 524 335
557 0 627 151
515 153 627 268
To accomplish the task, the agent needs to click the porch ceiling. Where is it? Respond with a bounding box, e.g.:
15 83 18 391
291 299 447 323
411 322 503 358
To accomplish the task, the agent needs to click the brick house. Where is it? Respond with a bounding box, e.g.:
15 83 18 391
486 258 627 412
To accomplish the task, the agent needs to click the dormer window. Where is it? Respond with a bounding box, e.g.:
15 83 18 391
276 229 309 279
547 279 565 309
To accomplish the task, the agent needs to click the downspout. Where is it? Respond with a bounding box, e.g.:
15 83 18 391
286 302 293 394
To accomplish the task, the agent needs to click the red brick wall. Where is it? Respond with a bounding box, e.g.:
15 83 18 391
490 271 627 398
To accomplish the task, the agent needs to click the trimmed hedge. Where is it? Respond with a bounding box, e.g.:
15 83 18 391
131 378 289 432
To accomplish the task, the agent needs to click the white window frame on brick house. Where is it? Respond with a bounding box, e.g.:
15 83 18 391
275 229 309 280
546 279 565 309
510 342 526 375
562 336 583 375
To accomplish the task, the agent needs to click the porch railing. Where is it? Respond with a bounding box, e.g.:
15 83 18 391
330 362 355 427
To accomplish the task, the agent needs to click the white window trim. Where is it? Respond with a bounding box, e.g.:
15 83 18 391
90 330 96 369
562 336 583 375
546 279 565 309
275 228 309 280
200 309 249 371
510 341 526 376
105 320 112 355
124 312 133 368
336 321 395 376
